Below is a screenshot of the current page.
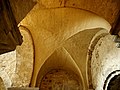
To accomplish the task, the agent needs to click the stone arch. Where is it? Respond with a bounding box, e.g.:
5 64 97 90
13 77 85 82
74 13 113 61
36 47 84 90
40 69 81 90
87 30 109 89
35 28 110 90
20 5 111 87
63 28 110 90
0 25 34 87
90 34 120 90
11 26 34 87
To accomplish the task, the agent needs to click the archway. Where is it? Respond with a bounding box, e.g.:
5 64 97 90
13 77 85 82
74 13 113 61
40 69 81 90
11 26 34 87
36 47 84 90
20 6 111 87
0 26 34 87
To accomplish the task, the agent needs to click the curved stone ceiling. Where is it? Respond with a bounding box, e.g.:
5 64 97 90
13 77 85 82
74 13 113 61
36 47 84 89
20 1 111 89
36 0 120 25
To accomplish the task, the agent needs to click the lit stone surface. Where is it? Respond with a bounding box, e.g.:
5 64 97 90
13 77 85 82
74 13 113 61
1 0 119 90
20 6 110 87
0 27 34 87
0 51 16 88
35 29 109 90
11 27 34 87
36 47 84 89
91 35 120 90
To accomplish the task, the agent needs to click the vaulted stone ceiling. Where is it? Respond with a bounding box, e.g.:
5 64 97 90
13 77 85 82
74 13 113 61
0 0 119 54
20 0 112 89
0 0 120 90
36 0 120 25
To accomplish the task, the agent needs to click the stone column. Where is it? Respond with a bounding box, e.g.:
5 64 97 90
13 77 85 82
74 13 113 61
7 87 39 90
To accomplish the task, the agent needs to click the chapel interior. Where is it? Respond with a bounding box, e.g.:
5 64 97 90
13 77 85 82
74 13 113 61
0 0 120 90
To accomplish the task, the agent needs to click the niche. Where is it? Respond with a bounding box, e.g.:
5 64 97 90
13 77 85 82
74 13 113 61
40 69 81 90
36 48 84 90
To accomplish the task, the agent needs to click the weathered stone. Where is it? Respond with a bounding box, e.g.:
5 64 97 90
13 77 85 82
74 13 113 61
20 6 110 87
91 35 120 90
11 27 34 87
1 1 120 90
0 26 34 88
40 69 81 90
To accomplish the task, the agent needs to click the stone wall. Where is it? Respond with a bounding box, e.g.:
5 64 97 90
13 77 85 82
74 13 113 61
20 4 110 87
91 34 120 90
0 51 16 88
40 69 81 90
0 26 34 88
35 29 110 90
11 27 34 87
36 47 84 89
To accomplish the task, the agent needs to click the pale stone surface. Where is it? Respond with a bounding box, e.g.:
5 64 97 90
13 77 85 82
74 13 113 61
36 47 84 89
0 27 34 87
11 27 34 87
20 6 110 87
35 29 109 90
91 34 120 90
87 30 109 88
0 51 15 88
63 29 103 89
1 1 118 89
